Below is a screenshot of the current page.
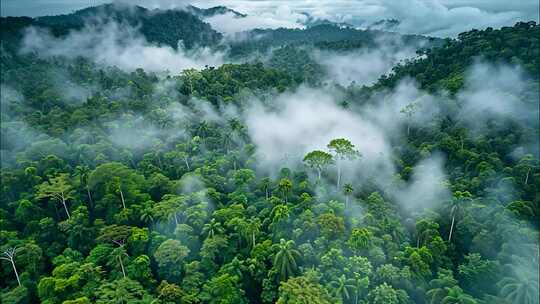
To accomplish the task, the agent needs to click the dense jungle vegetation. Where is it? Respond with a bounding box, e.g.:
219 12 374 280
0 4 538 304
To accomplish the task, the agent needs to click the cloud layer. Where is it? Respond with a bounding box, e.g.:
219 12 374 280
21 21 225 73
3 0 537 37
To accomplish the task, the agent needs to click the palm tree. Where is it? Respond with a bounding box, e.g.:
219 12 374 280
260 177 272 200
426 269 458 304
203 218 224 239
273 239 301 281
271 204 290 232
245 218 261 248
278 178 292 203
441 286 477 304
331 275 356 302
343 183 354 208
498 276 538 304
352 275 369 304
139 208 154 226
498 254 539 304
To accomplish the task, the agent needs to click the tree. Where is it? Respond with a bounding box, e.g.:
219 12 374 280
327 138 360 190
400 101 419 136
330 274 356 302
458 253 499 294
303 150 333 181
426 269 458 304
498 275 539 304
203 218 225 239
96 278 150 304
447 191 472 242
182 68 203 94
276 274 333 304
278 178 293 203
260 177 272 200
110 177 127 210
244 218 262 248
154 239 190 283
111 240 129 278
1 247 22 286
200 273 247 304
343 183 354 208
36 173 75 219
348 228 373 252
1 286 29 304
153 194 185 227
156 281 184 303
273 239 301 281
271 204 290 231
317 212 345 239
74 165 93 207
441 286 477 304
367 283 407 304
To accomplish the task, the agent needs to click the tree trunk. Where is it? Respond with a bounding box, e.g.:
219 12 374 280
345 195 349 209
119 187 126 209
317 168 322 181
118 255 126 278
86 185 93 208
252 232 256 248
61 195 71 219
265 187 269 200
184 157 190 170
525 168 530 185
337 163 342 190
11 259 21 286
448 209 456 242
174 213 179 226
156 154 163 170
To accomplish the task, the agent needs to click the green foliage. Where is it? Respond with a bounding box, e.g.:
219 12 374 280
0 6 538 304
276 274 334 304
154 239 190 283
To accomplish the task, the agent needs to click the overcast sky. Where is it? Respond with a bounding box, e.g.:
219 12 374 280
2 0 538 37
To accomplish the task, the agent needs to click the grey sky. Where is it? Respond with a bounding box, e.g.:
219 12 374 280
1 0 538 37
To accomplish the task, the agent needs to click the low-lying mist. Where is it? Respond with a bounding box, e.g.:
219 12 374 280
21 21 226 73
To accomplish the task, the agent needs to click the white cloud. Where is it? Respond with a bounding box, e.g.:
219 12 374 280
193 0 537 37
203 7 305 34
4 0 536 37
21 21 225 72
457 62 539 133
314 41 418 86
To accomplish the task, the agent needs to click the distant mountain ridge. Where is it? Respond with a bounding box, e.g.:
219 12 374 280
1 3 442 62
185 5 246 18
1 3 226 50
227 23 443 58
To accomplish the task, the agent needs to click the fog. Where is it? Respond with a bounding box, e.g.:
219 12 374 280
21 21 225 73
4 0 537 37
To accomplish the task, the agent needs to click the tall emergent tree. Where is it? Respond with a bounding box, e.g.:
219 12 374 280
37 173 75 219
1 247 21 286
303 150 333 181
327 138 360 190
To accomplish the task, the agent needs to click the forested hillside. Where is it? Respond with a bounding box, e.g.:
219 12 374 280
1 4 223 51
0 4 539 304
